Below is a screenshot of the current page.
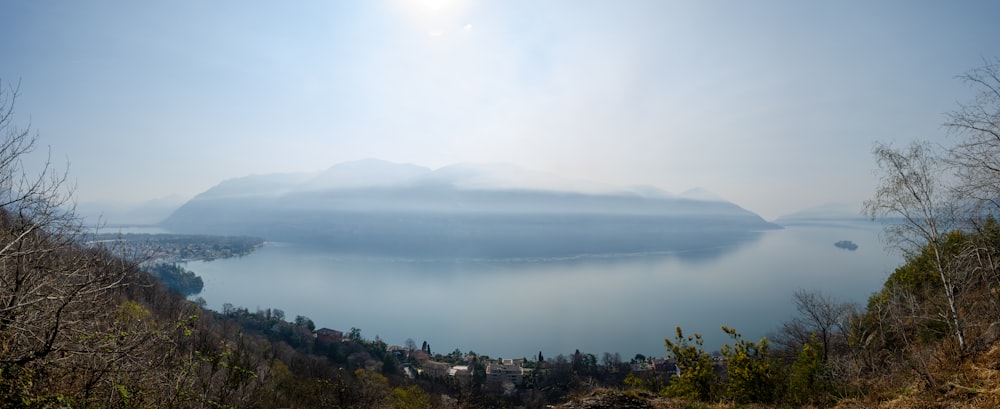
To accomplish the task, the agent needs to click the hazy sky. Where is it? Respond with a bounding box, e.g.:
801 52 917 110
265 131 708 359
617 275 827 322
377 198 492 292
2 1 998 220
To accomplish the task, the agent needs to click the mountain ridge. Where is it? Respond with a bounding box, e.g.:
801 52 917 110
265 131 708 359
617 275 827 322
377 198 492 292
163 159 780 258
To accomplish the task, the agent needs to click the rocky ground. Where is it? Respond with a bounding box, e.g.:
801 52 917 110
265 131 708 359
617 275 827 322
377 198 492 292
555 390 695 409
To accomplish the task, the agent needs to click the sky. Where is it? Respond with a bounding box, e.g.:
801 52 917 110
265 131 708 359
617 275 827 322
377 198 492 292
1 0 999 220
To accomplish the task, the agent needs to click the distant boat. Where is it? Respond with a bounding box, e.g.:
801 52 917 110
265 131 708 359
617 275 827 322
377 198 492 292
834 240 858 251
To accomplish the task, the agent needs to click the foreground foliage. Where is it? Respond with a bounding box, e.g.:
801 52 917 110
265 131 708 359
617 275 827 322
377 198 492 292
662 328 717 402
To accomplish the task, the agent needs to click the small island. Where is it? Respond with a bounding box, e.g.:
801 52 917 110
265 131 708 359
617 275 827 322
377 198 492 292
835 240 858 251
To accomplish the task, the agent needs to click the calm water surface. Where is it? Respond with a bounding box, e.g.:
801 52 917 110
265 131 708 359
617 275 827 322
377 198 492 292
185 222 900 359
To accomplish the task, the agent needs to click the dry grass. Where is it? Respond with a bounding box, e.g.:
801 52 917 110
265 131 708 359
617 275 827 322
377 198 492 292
840 343 1000 409
563 343 1000 409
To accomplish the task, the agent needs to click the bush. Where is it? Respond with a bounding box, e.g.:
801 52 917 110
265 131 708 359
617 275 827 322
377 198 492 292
720 326 780 404
661 326 718 401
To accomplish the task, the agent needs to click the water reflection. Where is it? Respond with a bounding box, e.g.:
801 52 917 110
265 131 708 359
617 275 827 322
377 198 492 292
284 229 768 268
185 223 899 359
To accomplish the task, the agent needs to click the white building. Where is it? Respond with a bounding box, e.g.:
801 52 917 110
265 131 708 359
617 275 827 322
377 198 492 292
486 359 525 385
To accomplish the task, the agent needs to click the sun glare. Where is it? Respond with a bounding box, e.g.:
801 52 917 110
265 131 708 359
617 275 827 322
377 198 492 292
413 0 456 12
398 0 469 38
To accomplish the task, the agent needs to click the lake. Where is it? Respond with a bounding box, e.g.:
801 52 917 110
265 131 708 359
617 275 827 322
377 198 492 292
184 221 901 360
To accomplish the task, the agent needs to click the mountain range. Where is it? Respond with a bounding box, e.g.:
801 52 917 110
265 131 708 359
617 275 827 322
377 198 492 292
162 159 780 258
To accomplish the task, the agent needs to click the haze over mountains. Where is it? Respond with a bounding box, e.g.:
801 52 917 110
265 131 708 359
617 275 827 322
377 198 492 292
162 159 780 258
77 195 188 226
772 202 868 226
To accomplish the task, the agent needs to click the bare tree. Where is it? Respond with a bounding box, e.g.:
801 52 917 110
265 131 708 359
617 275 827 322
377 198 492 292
780 289 851 362
864 141 966 350
943 58 1000 327
0 80 137 403
946 57 1000 210
962 218 1000 325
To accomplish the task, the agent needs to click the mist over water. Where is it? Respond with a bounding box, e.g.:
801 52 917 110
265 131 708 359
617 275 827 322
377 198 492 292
185 221 899 359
